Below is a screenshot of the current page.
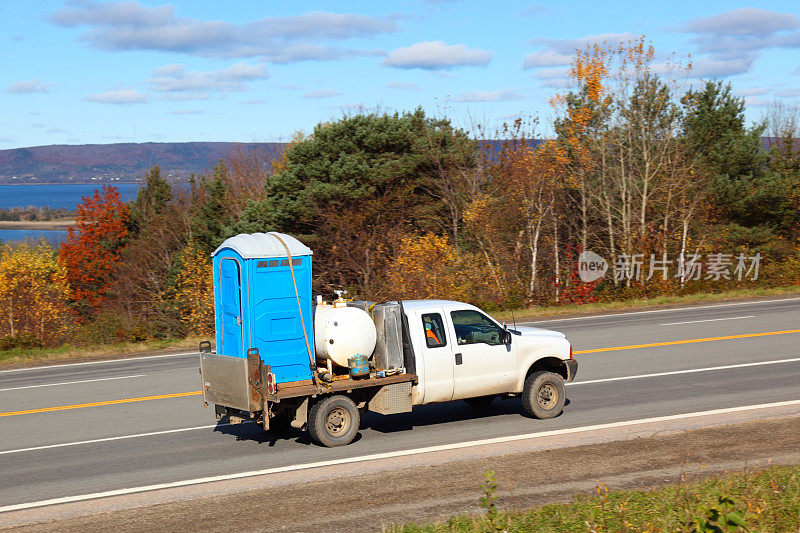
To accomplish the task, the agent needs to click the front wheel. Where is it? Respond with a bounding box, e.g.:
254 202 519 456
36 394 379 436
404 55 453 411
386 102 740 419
521 371 566 419
308 395 360 447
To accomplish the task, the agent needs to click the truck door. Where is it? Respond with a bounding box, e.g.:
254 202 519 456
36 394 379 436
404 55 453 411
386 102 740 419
420 310 455 403
219 258 243 358
449 309 516 400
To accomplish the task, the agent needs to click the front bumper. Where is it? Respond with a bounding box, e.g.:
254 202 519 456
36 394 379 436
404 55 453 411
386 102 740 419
564 359 578 382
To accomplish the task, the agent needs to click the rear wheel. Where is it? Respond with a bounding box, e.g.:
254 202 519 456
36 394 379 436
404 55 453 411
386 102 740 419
308 395 360 447
521 371 565 419
463 395 496 408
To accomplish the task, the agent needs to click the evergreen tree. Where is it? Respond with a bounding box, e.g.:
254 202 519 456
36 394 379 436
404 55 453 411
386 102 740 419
191 162 232 254
129 166 173 235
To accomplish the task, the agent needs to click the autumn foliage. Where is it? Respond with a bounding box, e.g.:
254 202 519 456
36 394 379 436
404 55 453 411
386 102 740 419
3 37 799 353
0 242 73 345
173 240 215 336
59 185 129 314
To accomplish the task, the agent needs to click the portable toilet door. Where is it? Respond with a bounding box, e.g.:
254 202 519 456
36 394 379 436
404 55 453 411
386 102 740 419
212 232 314 384
217 256 243 358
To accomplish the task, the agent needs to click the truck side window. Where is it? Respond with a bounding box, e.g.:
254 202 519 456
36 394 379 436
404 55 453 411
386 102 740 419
421 313 447 348
451 310 503 346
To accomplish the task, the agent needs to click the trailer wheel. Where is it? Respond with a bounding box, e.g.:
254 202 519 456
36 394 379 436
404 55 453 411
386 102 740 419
521 371 565 419
464 395 495 408
308 395 360 447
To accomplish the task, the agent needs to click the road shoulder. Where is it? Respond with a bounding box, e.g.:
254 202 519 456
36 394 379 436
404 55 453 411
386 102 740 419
3 403 799 532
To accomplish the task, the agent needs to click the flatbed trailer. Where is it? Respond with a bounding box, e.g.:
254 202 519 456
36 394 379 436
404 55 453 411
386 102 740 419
200 342 418 446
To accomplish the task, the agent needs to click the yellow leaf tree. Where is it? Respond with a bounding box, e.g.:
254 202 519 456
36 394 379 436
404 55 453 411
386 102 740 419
173 240 215 336
386 234 461 300
0 242 73 345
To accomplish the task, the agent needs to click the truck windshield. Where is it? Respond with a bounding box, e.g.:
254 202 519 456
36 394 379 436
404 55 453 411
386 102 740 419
451 310 503 346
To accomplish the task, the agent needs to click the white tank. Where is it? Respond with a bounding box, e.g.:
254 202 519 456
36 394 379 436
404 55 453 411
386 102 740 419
314 304 377 367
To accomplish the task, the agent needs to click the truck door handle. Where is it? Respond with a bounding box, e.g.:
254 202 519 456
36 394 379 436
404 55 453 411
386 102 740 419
455 353 462 365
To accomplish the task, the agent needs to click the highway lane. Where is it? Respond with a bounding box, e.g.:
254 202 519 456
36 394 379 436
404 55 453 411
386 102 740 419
1 297 799 509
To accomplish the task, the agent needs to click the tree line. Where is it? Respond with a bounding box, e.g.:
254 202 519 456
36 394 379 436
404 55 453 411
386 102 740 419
1 37 798 349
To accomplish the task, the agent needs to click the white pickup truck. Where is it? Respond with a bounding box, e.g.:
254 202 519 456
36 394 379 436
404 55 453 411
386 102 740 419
200 298 576 447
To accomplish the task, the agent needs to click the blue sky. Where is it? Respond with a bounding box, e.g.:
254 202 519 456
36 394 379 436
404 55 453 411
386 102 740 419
2 1 799 149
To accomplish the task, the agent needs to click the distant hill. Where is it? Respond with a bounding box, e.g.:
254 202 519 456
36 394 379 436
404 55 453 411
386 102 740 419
0 142 285 183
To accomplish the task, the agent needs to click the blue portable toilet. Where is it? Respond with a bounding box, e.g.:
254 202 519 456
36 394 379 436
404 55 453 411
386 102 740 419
212 232 314 384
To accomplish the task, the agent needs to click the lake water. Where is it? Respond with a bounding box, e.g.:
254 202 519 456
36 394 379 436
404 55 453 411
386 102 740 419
0 183 145 244
0 183 143 210
0 229 67 244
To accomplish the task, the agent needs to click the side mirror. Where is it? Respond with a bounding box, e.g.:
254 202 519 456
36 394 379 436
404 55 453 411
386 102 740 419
502 330 512 345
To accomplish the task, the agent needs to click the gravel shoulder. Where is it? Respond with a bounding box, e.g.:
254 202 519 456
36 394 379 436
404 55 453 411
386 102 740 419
4 406 799 532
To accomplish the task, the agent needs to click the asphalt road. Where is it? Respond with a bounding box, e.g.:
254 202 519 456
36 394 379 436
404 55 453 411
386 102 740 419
1 297 799 510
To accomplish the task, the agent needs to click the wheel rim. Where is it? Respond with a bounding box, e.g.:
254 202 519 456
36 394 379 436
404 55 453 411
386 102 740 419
537 383 558 410
325 407 351 436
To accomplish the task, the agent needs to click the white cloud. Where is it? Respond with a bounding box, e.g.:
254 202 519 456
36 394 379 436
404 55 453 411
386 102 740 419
522 50 572 69
85 88 147 104
534 67 569 79
301 89 343 99
149 62 269 92
449 89 524 102
775 88 800 98
6 79 50 94
157 92 209 101
383 41 491 70
520 4 548 16
522 33 638 75
50 2 397 62
386 81 420 90
688 55 756 78
238 98 269 105
673 8 800 79
679 8 799 37
735 87 771 97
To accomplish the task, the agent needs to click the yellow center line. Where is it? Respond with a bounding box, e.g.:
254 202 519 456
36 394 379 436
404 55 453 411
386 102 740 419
574 329 800 354
0 391 202 418
3 329 799 418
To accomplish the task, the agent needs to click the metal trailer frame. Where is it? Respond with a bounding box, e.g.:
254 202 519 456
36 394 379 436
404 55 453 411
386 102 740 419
199 343 417 430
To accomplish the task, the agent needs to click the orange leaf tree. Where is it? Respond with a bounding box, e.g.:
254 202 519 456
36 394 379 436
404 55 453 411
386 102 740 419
59 185 129 315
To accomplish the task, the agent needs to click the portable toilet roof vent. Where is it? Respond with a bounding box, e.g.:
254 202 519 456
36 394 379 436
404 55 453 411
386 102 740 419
212 232 314 384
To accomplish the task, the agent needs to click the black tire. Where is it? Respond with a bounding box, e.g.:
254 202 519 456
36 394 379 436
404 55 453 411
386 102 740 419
521 371 566 419
308 395 360 447
464 395 496 408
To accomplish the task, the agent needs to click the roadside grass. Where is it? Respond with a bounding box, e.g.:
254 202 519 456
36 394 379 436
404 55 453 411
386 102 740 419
0 336 203 367
492 285 800 323
390 463 800 532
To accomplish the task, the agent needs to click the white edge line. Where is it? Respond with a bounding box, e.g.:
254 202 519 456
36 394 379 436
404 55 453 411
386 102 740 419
0 352 196 374
568 356 800 386
520 296 800 325
660 315 755 326
0 374 147 392
3 398 800 513
0 423 235 456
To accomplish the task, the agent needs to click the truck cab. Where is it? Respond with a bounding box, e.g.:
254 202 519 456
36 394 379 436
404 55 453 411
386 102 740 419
403 300 576 408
